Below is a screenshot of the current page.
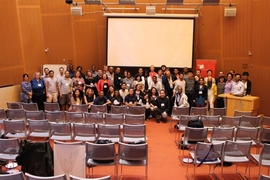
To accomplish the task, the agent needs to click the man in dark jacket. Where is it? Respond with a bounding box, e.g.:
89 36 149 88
153 89 170 123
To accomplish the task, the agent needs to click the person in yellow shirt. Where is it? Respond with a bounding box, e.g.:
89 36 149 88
205 77 217 109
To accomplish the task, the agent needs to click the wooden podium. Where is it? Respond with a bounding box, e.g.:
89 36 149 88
218 94 260 116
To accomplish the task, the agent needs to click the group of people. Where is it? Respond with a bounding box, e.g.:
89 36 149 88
20 64 252 123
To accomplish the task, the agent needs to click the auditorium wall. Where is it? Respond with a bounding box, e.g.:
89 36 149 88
0 0 269 115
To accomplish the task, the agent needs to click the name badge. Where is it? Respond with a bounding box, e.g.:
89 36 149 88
38 84 41 87
129 102 133 104
199 91 202 94
65 83 69 86
104 85 107 88
76 103 79 105
161 103 165 107
78 81 82 84
90 83 93 86
118 77 121 80
127 84 130 87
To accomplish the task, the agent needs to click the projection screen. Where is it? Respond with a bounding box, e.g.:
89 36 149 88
107 17 195 68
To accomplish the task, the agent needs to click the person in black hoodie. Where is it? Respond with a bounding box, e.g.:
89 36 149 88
153 89 170 123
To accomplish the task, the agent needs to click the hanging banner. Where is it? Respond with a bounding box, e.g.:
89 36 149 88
196 59 217 78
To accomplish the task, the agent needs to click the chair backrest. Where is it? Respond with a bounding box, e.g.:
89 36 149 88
3 120 27 138
70 174 111 180
118 142 148 161
234 110 252 117
45 111 64 123
127 106 145 115
258 174 270 180
259 128 270 144
73 123 96 140
201 115 220 127
25 172 67 180
6 109 25 120
90 105 107 113
210 127 235 143
70 104 88 112
22 103 38 111
179 115 200 130
85 142 115 162
259 143 270 165
221 116 241 127
44 102 60 111
104 113 124 125
235 126 259 142
123 124 146 141
27 119 50 135
64 111 84 123
172 107 189 116
194 142 224 160
25 110 44 120
190 107 207 116
84 112 104 124
0 172 24 180
209 107 226 116
240 115 260 127
260 116 270 128
111 106 127 114
49 122 72 139
0 138 20 155
7 102 22 109
223 140 252 159
97 124 120 140
0 108 6 120
183 127 208 144
125 114 145 125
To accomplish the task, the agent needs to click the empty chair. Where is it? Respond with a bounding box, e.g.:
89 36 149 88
180 127 208 163
6 109 25 120
234 110 252 116
122 124 146 143
258 175 270 180
7 102 22 109
209 127 235 143
111 105 126 114
118 142 148 179
3 120 27 138
261 116 270 128
209 107 226 116
45 110 64 122
86 142 117 177
27 119 50 138
97 124 121 143
127 106 145 115
90 105 107 113
70 104 88 112
64 111 84 123
235 126 259 146
25 173 67 180
0 172 24 180
220 116 241 127
251 144 270 176
125 114 145 125
73 123 96 142
84 112 104 125
201 115 220 129
25 110 44 120
221 140 252 178
44 102 60 111
0 138 20 169
70 174 111 180
187 142 224 178
190 107 207 116
258 128 270 146
0 108 6 125
22 103 38 111
169 106 189 133
104 113 124 125
240 115 260 127
49 122 73 141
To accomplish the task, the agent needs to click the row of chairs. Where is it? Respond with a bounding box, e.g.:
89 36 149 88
185 140 270 179
1 120 147 143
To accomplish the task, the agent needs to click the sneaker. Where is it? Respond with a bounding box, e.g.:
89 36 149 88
174 124 179 129
156 119 160 123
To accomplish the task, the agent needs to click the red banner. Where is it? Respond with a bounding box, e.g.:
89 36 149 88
196 59 217 78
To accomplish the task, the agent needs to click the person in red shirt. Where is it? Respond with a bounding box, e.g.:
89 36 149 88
149 65 157 78
97 73 110 95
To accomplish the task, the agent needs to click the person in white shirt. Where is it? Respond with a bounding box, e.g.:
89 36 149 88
230 73 245 96
173 72 186 95
46 70 58 103
58 71 73 111
119 83 128 101
156 69 163 84
56 67 65 83
173 86 189 107
148 76 163 93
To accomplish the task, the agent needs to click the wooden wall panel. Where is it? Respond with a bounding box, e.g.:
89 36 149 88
19 7 46 73
0 67 25 86
41 15 74 64
18 0 39 5
40 0 71 14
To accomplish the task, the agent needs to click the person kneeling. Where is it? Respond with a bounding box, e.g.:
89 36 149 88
153 90 170 123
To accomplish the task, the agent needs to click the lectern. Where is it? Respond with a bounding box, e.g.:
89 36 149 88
218 94 260 116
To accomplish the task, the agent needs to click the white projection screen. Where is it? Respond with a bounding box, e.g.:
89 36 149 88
107 17 195 68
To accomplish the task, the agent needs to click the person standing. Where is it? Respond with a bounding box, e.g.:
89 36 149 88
242 71 252 96
185 70 196 108
31 72 46 110
46 70 58 103
224 73 234 94
97 73 110 95
194 77 207 107
72 70 85 92
230 73 245 96
58 71 73 111
56 67 65 83
114 67 122 90
122 71 134 90
216 76 226 108
21 74 32 103
205 77 217 109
